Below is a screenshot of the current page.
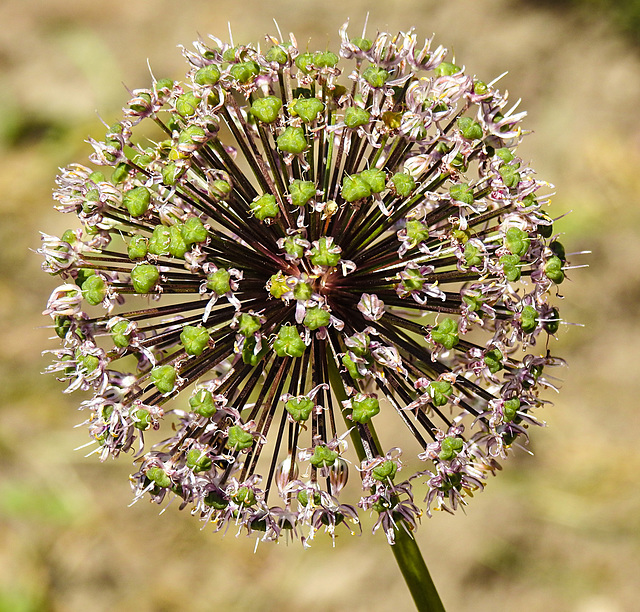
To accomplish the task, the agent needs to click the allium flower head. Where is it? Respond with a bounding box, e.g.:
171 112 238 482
42 22 568 545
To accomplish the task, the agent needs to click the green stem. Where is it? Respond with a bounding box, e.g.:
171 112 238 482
325 346 445 611
391 525 446 612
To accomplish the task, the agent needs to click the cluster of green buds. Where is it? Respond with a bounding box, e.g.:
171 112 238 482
42 21 568 545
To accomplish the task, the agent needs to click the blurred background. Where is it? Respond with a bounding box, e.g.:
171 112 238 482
1 0 639 610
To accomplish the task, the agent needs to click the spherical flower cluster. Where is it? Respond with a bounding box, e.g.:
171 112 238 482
41 22 567 546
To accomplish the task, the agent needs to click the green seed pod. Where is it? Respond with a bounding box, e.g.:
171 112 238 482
344 106 370 128
277 127 307 154
289 180 316 206
169 224 188 258
313 51 339 68
350 37 372 51
186 449 213 473
391 172 416 197
180 325 210 356
238 313 261 337
265 45 288 65
111 320 131 348
181 217 208 245
250 96 283 123
435 62 461 76
75 268 96 288
309 237 340 267
209 179 231 199
544 307 561 335
457 116 484 140
463 242 483 268
295 52 314 74
429 380 453 407
293 281 312 301
449 183 474 205
194 64 221 86
520 306 538 334
297 490 322 506
351 396 380 424
499 254 521 282
504 227 530 257
474 80 489 94
131 264 159 293
241 336 269 366
134 408 151 431
76 351 99 374
161 163 182 186
550 241 566 261
342 354 364 380
362 66 389 88
360 168 386 193
204 490 228 509
285 397 314 422
229 61 260 83
206 268 231 295
283 236 305 259
127 235 148 260
111 162 130 184
496 148 515 163
250 193 279 220
268 272 290 298
405 219 429 244
150 364 177 394
484 348 503 374
175 91 200 117
148 225 171 256
292 97 325 123
544 255 564 284
310 445 338 469
372 460 397 482
431 318 459 349
226 425 254 450
303 306 330 330
401 267 424 292
146 467 171 489
341 175 371 202
503 398 521 422
233 486 256 506
273 324 306 358
499 164 521 188
189 389 217 418
438 436 464 461
54 315 71 339
81 274 107 306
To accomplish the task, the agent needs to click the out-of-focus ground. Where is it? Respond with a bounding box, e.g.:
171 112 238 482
1 1 639 610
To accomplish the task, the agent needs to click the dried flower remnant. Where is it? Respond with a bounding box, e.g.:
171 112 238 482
41 22 568 546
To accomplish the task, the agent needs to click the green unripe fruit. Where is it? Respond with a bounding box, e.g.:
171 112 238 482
150 365 177 394
449 183 474 205
194 64 221 86
207 268 231 295
111 320 131 348
344 107 370 128
180 325 210 356
457 116 483 140
372 460 397 482
250 193 279 220
189 389 216 418
293 97 324 123
391 172 416 197
310 445 338 469
303 307 330 330
431 318 459 349
131 264 159 293
176 92 200 117
309 237 340 267
341 175 371 202
128 235 148 260
250 96 282 123
226 425 254 450
273 325 306 358
435 62 461 76
285 397 314 422
148 225 171 256
360 168 386 193
351 396 380 424
81 275 106 306
521 306 538 333
277 127 307 154
181 217 208 245
289 180 316 206
238 313 261 337
362 66 389 88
